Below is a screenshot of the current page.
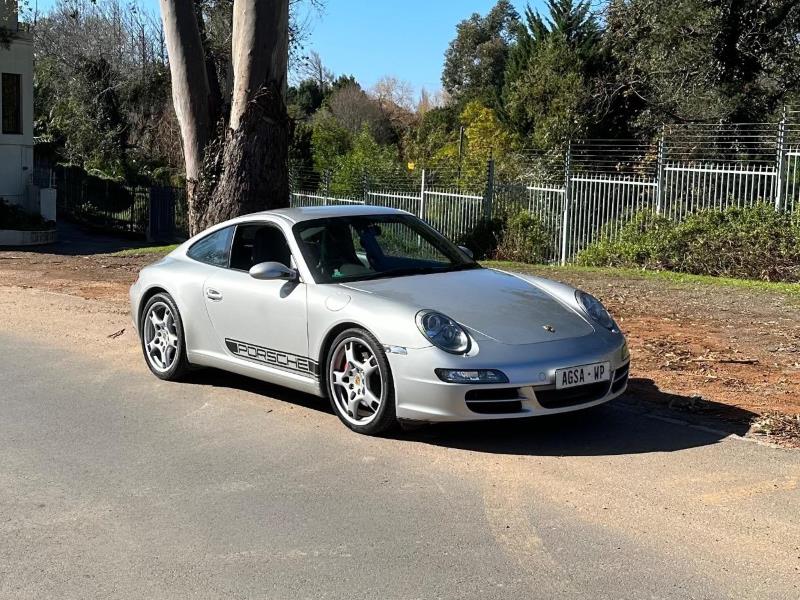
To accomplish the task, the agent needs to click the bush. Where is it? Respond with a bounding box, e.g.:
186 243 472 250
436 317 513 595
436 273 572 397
457 217 505 260
576 210 674 268
0 199 54 231
577 204 800 282
494 210 554 264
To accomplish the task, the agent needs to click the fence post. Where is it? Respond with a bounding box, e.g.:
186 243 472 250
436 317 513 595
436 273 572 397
147 187 156 242
287 166 294 206
324 170 331 205
483 156 495 220
418 168 426 220
775 106 787 211
560 141 573 265
655 127 666 214
362 167 369 204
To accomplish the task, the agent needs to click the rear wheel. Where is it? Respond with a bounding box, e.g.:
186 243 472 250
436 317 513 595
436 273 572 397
140 293 190 381
326 328 396 435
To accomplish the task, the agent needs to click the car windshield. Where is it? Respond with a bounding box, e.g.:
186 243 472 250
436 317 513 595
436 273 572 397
293 214 480 284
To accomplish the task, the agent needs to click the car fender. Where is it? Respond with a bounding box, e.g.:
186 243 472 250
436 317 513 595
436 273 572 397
306 284 431 365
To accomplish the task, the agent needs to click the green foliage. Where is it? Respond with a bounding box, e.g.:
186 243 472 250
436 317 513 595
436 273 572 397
578 205 800 282
405 106 460 166
30 0 800 195
603 0 800 133
33 3 178 182
441 0 519 108
505 35 591 149
503 1 602 147
330 127 407 195
288 79 325 119
0 199 53 231
495 210 554 264
427 100 520 188
311 111 352 174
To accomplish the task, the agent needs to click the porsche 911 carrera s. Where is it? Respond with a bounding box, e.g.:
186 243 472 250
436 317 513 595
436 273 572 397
130 205 629 435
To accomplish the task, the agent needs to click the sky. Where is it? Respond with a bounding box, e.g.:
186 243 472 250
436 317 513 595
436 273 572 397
296 0 542 95
33 0 544 97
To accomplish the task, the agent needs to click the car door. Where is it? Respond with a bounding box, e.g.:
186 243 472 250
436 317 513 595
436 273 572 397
202 221 315 379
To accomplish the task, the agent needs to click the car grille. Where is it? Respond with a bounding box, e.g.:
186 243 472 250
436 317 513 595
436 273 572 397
535 381 610 409
465 388 524 414
611 363 629 393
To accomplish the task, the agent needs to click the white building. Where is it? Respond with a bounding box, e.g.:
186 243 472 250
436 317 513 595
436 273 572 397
0 1 36 212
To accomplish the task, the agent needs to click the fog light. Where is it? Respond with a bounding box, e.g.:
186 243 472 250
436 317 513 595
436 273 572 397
435 369 509 384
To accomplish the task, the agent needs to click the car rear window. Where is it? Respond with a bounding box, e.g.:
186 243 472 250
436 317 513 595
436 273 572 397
187 226 234 267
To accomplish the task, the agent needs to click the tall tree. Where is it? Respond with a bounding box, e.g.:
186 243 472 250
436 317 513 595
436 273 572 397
603 0 800 133
503 0 603 147
159 0 290 234
298 50 333 93
506 0 600 84
441 0 519 109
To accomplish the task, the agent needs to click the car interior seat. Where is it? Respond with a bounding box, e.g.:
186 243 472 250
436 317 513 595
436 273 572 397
252 227 292 267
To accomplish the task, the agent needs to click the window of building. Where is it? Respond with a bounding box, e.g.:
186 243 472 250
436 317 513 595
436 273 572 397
2 73 22 135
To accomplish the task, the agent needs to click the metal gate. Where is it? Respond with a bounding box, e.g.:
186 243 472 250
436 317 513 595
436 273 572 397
148 187 176 241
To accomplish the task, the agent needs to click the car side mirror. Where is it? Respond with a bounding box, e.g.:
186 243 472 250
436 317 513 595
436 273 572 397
458 245 474 260
249 261 297 281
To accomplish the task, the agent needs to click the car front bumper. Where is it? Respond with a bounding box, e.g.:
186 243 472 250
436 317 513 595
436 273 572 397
387 334 630 422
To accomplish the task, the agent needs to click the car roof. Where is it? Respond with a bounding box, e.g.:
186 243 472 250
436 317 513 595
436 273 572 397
247 204 411 224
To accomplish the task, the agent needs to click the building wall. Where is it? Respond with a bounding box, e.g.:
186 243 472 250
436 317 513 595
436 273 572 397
0 17 34 208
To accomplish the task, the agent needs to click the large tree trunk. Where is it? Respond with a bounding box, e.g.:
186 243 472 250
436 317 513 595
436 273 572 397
161 0 290 235
194 0 290 232
158 0 212 232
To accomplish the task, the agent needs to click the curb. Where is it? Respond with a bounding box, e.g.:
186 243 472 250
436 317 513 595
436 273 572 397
0 229 58 246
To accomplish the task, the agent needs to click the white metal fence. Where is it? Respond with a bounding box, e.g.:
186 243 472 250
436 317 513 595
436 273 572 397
292 185 486 242
290 111 800 264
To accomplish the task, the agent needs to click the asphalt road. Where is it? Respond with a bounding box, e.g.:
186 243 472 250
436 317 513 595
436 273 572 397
1 318 799 598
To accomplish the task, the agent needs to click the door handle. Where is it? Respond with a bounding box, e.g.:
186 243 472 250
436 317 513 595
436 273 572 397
206 288 223 301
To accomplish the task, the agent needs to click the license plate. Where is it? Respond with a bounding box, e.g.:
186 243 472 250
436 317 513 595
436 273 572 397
555 362 610 390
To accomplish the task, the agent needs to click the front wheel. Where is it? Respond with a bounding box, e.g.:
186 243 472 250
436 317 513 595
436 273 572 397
326 328 396 435
140 292 190 381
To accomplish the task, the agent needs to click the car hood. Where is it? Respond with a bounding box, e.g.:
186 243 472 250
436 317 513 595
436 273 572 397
340 268 594 345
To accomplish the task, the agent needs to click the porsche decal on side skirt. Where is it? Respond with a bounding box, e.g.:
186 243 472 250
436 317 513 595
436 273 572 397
225 338 319 377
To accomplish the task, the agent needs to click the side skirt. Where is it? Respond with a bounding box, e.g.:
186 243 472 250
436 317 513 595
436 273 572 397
188 349 324 397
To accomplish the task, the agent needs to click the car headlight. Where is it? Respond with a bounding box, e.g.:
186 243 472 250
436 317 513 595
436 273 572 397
576 291 617 331
416 310 471 354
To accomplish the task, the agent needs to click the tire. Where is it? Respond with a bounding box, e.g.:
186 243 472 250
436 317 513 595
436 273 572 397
139 292 190 381
325 327 397 435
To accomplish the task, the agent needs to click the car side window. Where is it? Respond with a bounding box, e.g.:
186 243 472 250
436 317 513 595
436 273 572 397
187 226 234 267
230 224 293 271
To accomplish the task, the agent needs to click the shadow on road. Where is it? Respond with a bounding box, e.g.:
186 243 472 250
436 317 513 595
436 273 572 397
188 367 332 415
399 378 756 457
187 369 756 457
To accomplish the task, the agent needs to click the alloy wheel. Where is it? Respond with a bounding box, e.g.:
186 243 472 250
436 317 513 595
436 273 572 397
143 301 180 372
329 337 385 426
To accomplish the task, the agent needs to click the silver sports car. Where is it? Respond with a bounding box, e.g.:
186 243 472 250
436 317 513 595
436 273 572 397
130 205 630 435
